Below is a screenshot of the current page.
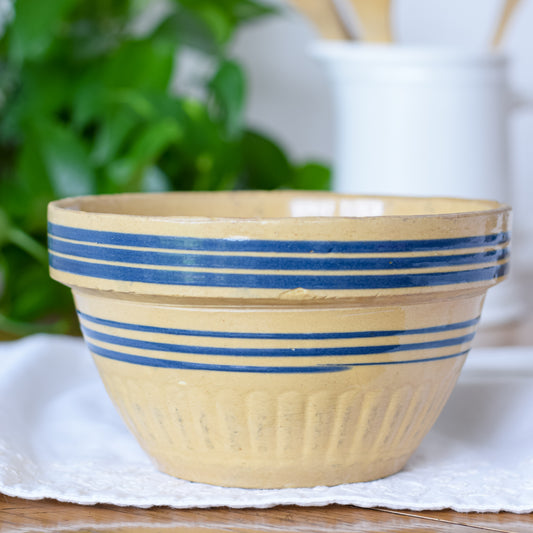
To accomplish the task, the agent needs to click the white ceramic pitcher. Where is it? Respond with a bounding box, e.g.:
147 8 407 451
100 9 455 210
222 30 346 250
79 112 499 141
313 43 512 200
313 43 524 325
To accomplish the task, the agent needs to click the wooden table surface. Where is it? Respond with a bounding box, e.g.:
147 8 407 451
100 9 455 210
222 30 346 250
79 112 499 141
1 283 532 533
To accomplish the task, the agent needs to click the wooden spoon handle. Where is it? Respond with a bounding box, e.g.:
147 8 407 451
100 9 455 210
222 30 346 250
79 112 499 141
289 0 351 40
348 0 393 42
492 0 521 48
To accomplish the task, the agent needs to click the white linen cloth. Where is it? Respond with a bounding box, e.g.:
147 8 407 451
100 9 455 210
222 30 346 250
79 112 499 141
1 334 532 512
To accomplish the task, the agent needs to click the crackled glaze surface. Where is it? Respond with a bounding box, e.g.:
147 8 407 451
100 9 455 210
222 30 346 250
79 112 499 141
48 191 511 488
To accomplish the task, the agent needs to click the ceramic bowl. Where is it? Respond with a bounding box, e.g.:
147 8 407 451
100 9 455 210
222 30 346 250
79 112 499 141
48 191 510 488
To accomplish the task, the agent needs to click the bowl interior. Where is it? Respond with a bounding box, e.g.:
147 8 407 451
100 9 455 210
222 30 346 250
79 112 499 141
59 191 504 220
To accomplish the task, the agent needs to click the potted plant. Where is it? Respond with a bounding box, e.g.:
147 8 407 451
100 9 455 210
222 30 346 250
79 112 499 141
0 0 330 337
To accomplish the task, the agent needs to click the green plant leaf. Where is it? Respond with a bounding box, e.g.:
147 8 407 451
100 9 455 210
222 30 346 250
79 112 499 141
240 130 292 189
0 209 9 247
36 120 96 197
231 0 277 22
7 226 48 266
103 38 175 92
1 65 73 142
209 60 246 139
16 133 54 197
0 253 7 303
0 177 45 234
108 89 156 120
8 0 77 63
196 4 233 44
0 313 70 336
91 108 140 166
291 162 331 190
72 77 106 130
127 118 183 168
2 141 52 234
155 8 218 55
175 0 275 37
107 118 182 190
177 1 234 45
0 0 330 337
8 263 70 324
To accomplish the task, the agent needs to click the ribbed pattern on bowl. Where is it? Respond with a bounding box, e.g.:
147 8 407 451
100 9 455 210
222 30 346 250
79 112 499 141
95 358 462 487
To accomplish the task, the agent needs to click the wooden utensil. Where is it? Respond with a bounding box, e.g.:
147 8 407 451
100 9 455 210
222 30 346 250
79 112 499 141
348 0 393 42
289 0 351 40
492 0 521 48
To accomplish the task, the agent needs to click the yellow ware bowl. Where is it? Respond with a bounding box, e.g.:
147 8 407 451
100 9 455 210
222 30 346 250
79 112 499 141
48 191 510 488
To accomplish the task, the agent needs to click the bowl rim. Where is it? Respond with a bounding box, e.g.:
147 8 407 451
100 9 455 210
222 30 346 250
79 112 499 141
48 190 511 224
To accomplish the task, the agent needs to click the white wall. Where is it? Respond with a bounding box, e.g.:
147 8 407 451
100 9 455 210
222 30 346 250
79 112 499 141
231 1 335 163
231 0 533 273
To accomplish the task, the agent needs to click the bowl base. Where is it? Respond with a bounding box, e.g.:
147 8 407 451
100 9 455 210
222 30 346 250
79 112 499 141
152 453 412 488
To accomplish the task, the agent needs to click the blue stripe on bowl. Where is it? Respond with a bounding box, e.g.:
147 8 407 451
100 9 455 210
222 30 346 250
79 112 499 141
77 311 480 340
81 325 475 357
49 236 509 271
50 253 509 289
48 223 510 254
87 342 470 373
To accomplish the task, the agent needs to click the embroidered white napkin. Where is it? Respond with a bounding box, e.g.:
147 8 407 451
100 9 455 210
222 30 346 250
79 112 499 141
1 334 532 512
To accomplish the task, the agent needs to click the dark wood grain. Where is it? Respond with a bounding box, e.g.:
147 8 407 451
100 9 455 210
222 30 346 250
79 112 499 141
386 508 533 533
1 495 522 533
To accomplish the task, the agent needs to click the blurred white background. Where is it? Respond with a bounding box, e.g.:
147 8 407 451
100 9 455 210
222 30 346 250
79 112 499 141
230 0 533 277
